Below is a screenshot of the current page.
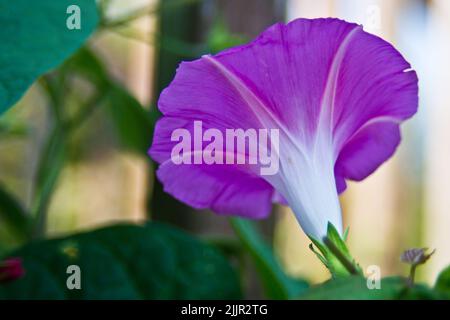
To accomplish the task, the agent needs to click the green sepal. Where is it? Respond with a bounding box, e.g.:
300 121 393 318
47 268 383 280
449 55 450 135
342 226 350 242
309 223 363 279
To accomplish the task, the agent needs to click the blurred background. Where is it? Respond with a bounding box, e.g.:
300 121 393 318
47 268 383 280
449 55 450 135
0 0 448 292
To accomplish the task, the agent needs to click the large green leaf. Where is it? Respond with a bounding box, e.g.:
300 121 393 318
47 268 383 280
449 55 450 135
230 218 308 299
298 276 444 300
0 222 242 299
0 0 98 114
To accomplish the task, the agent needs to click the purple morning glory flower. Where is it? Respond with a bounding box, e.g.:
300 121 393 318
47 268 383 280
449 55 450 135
149 18 418 240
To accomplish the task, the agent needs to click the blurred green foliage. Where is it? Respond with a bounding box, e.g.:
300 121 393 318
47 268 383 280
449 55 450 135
62 47 158 155
207 19 248 54
231 218 309 299
0 0 99 243
0 222 242 299
298 276 445 300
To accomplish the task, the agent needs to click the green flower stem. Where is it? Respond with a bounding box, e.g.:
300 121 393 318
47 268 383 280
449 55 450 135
407 265 417 287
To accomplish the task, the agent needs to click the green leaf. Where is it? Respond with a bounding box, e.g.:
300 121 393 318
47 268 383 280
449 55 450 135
298 276 443 300
62 47 110 90
0 222 242 299
107 85 158 154
435 265 450 297
230 218 308 299
0 0 98 114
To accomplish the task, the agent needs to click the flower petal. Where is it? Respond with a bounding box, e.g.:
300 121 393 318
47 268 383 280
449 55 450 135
335 120 401 183
331 33 418 151
156 160 274 219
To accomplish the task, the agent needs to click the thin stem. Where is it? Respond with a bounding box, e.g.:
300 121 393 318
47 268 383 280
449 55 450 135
31 125 66 239
407 265 417 287
32 77 67 238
